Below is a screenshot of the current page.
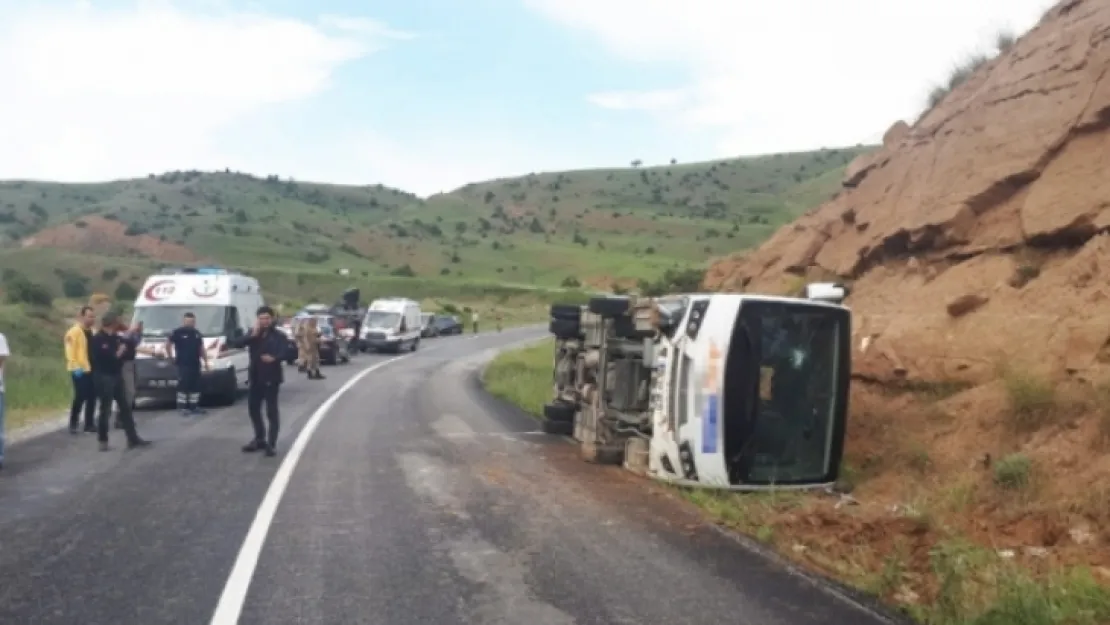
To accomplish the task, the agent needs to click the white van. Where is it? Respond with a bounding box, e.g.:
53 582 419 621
360 297 422 353
131 266 264 405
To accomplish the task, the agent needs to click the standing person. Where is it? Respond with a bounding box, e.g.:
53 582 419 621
495 310 503 333
471 310 479 334
64 306 97 434
165 312 208 416
349 313 363 355
301 317 325 380
231 306 287 457
114 319 143 430
89 312 150 452
0 331 9 471
294 317 307 373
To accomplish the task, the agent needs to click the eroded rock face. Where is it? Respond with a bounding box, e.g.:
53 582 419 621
704 0 1110 383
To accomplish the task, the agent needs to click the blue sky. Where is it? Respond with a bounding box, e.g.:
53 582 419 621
0 0 1056 195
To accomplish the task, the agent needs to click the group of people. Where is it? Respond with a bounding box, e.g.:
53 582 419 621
60 304 290 458
64 306 151 451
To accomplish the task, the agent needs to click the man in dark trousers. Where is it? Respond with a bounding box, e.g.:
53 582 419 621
89 312 151 452
166 312 208 416
231 306 287 457
64 306 97 434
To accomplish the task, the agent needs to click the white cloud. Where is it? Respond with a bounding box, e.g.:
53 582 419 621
587 89 689 111
318 14 417 41
526 0 1057 156
0 2 390 182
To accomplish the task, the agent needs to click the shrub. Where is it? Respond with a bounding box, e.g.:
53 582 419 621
114 281 138 301
1001 369 1055 432
5 275 53 307
995 30 1015 53
993 453 1032 490
62 275 90 298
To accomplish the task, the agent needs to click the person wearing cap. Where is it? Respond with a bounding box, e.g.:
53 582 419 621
89 311 150 452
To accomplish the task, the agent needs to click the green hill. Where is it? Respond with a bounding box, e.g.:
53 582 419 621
0 146 869 293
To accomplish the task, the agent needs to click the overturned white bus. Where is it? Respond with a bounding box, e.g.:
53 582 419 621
543 284 851 490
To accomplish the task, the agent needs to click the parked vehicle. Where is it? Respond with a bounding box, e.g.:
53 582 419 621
431 314 463 335
130 266 263 406
360 298 422 353
420 313 439 338
317 321 351 365
541 283 852 491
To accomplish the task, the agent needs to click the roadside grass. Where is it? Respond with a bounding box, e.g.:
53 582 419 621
681 488 1110 625
482 339 553 419
481 342 1110 625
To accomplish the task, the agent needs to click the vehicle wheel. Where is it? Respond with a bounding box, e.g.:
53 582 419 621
549 318 581 340
412 338 420 352
550 304 581 321
542 419 574 436
588 296 630 317
543 402 575 423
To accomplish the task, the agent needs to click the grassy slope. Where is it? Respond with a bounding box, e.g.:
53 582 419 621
0 146 868 290
481 343 1110 625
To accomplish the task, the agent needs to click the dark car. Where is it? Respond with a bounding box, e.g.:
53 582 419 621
316 322 351 365
432 314 463 335
420 313 439 338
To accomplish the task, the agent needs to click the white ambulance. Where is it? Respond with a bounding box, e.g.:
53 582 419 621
131 267 265 406
360 297 422 353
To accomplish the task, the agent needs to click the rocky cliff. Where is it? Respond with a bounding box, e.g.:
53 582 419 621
705 0 1110 385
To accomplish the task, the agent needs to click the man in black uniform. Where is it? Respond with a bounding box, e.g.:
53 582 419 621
231 306 286 457
90 312 151 452
166 312 208 416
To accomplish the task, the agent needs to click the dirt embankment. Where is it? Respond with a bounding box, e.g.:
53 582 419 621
701 0 1110 617
21 215 201 263
708 0 1110 385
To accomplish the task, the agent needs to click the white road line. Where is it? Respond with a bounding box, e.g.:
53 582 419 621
208 328 541 624
208 354 411 624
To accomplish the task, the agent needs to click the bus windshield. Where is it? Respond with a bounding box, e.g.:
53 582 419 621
725 300 849 485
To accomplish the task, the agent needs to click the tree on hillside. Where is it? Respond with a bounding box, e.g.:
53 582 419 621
114 281 138 301
670 158 677 165
631 159 642 167
62 275 90 298
5 274 53 307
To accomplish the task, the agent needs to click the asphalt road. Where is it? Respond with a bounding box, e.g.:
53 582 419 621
0 327 898 625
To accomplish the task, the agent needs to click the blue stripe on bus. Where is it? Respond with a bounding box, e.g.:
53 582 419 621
702 394 719 454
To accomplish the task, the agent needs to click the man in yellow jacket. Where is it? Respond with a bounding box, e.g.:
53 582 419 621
65 306 97 434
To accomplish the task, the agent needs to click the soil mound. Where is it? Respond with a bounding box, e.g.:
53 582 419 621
705 0 1110 385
